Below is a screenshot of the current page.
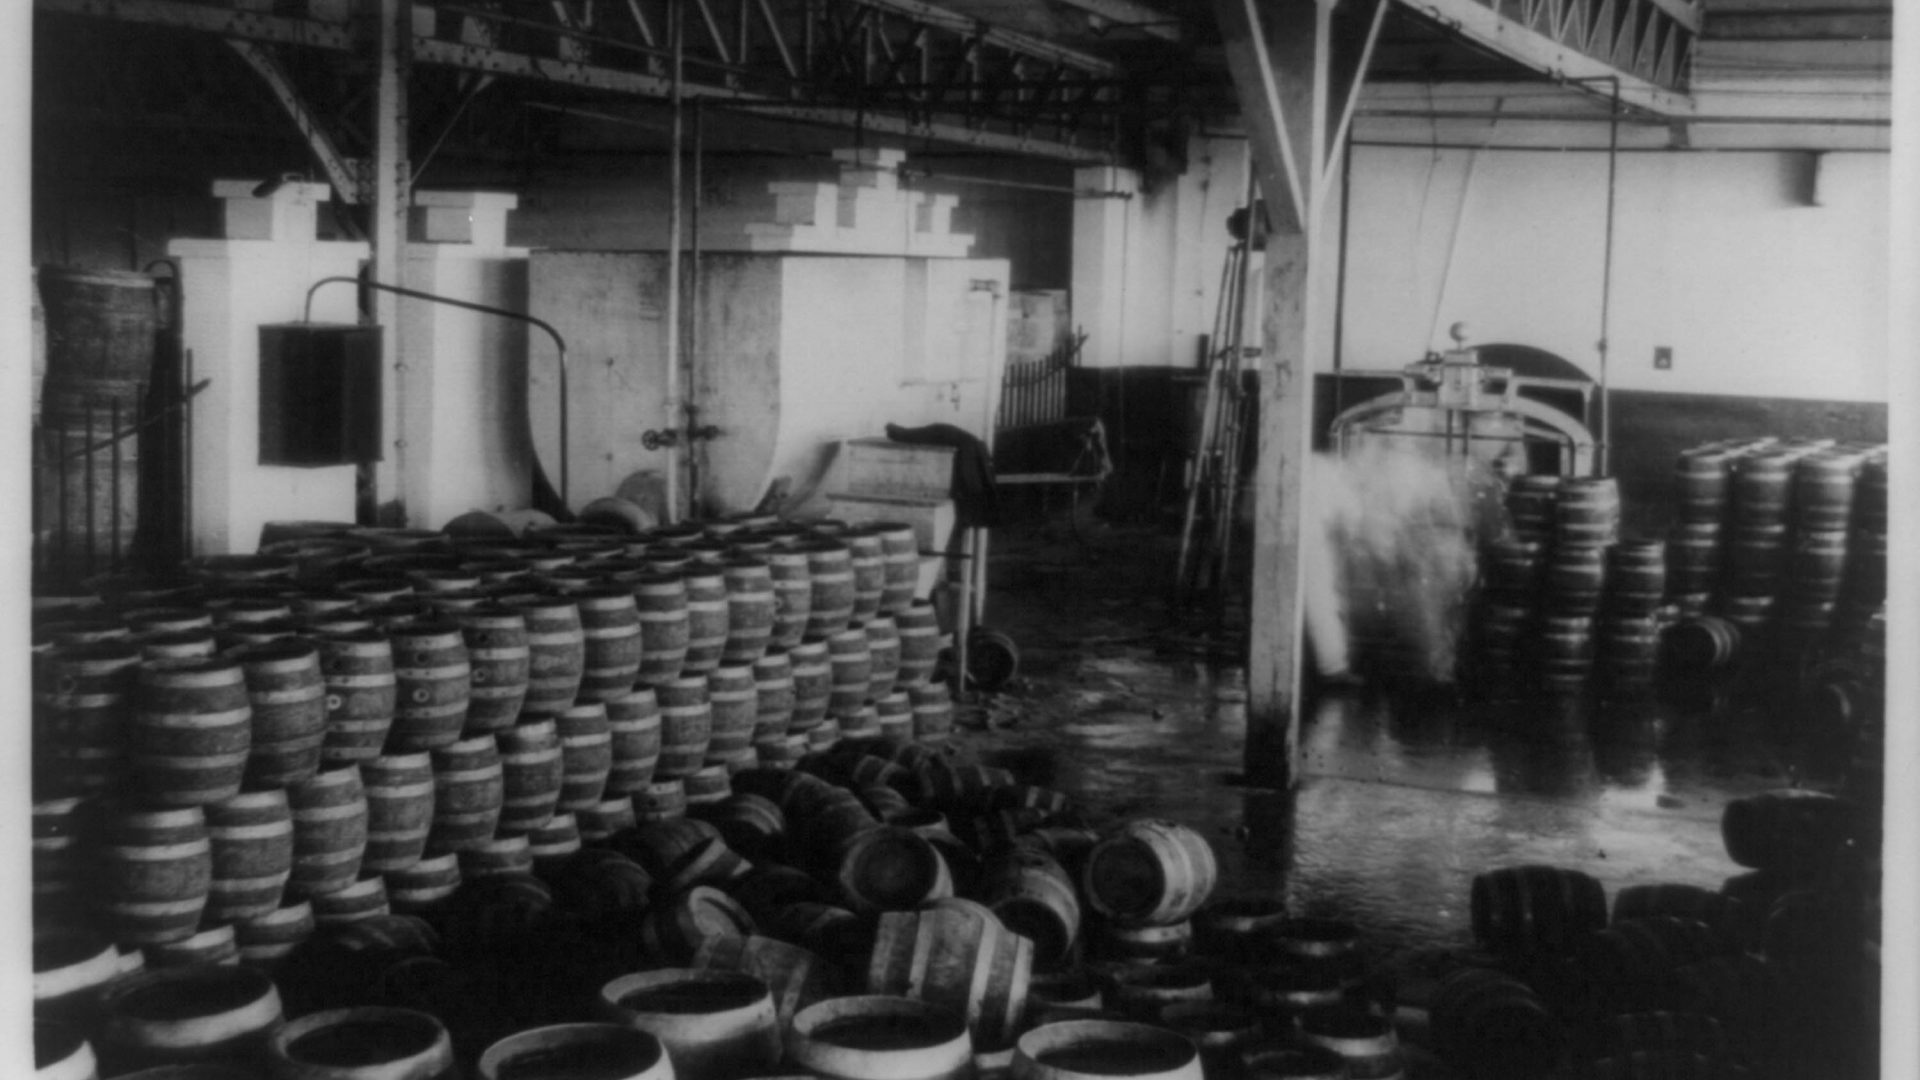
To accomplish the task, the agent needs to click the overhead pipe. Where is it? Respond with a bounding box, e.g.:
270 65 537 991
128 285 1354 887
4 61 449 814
303 275 572 511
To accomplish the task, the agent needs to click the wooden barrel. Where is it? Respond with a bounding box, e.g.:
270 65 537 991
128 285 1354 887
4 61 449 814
721 557 777 666
1674 448 1732 524
863 523 920 616
557 703 615 812
527 812 582 872
314 631 397 767
458 834 534 880
869 900 1031 1048
38 639 142 796
1082 820 1217 927
449 605 530 737
96 804 212 946
385 622 471 752
788 639 833 732
982 850 1082 971
825 628 873 720
33 929 122 1034
787 996 973 1080
658 678 715 780
98 963 283 1074
138 630 221 662
683 764 734 807
894 601 941 689
131 657 252 807
636 779 688 823
203 789 294 923
1012 1019 1199 1080
1661 616 1740 673
426 737 504 854
1793 452 1860 533
764 548 813 652
835 826 953 914
682 567 731 677
705 665 760 765
230 638 328 789
1726 522 1788 594
751 651 796 741
1429 967 1564 1080
361 752 435 874
1720 789 1860 876
845 531 887 623
310 874 391 925
1295 1006 1404 1080
265 1005 453 1080
234 898 315 970
1103 964 1211 1020
1470 864 1608 957
286 765 369 899
862 616 902 702
508 596 585 720
385 854 461 916
475 1023 672 1080
640 885 756 964
801 541 856 639
597 968 782 1080
31 796 90 905
633 573 693 686
496 719 564 836
576 585 644 704
606 689 664 796
1733 452 1795 525
1557 477 1621 547
691 933 828 1028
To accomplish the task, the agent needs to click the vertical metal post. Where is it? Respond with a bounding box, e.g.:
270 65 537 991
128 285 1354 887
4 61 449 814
663 0 687 521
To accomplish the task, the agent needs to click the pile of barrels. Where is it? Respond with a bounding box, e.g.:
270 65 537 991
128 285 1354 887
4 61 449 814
1469 437 1888 700
1472 474 1657 695
1438 783 1874 1079
31 688 1251 1080
1667 438 1887 671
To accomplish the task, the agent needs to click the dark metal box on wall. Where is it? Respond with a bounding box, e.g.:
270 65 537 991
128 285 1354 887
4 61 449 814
258 322 383 466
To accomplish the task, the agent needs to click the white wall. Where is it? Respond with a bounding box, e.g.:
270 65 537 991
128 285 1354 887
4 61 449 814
1340 148 1890 403
1073 136 1256 370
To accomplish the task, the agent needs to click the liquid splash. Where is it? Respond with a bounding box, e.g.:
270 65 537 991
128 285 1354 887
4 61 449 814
1306 441 1506 684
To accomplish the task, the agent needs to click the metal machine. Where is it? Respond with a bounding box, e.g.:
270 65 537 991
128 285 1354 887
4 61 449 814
1329 326 1599 477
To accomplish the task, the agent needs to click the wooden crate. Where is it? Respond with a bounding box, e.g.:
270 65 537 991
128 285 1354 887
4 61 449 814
841 438 955 500
826 492 955 551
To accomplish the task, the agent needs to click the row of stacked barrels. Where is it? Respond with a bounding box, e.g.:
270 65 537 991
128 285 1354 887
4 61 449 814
1470 437 1887 697
1473 474 1654 694
1667 438 1888 672
1451 784 1875 1080
32 717 1255 1080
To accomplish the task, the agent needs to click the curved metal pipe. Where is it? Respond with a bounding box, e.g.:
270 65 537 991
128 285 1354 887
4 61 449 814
304 274 571 509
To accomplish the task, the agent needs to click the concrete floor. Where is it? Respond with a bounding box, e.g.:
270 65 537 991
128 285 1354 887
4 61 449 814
939 511 1850 957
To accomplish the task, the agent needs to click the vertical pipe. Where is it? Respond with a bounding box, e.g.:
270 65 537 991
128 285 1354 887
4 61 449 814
663 0 686 521
1332 135 1353 427
687 100 705 515
1598 80 1620 477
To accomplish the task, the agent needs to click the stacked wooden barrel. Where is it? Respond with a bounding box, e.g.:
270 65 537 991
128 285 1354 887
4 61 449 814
1472 437 1885 699
29 514 970 1076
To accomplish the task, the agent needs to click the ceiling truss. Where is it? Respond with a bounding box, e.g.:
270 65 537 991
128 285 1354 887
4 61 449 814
39 0 1134 164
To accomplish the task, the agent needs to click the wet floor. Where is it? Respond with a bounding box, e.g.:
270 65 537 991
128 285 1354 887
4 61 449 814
942 515 1852 956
